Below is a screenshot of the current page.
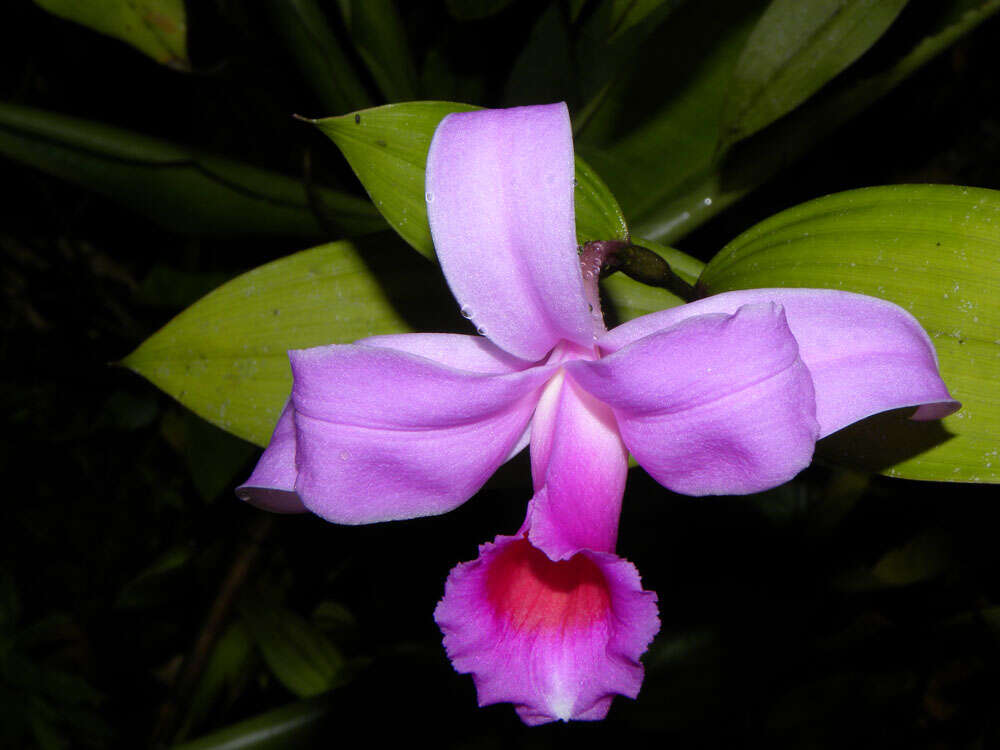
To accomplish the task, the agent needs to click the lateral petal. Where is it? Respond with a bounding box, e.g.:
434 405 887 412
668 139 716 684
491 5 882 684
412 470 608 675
571 304 820 496
527 372 628 560
601 288 959 437
235 401 306 513
435 534 659 725
289 343 553 523
426 103 593 360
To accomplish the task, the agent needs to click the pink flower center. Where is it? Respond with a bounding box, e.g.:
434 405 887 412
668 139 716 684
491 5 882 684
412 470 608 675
486 540 611 632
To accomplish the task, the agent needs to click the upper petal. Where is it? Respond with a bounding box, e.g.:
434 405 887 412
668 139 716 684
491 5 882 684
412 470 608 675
601 288 959 437
289 339 553 523
526 372 628 560
435 533 659 725
570 303 821 495
235 401 306 513
426 103 593 360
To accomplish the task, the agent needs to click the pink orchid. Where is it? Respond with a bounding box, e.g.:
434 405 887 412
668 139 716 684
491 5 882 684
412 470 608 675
236 102 957 723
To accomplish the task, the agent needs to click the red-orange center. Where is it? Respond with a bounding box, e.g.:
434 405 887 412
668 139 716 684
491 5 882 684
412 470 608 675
485 540 611 632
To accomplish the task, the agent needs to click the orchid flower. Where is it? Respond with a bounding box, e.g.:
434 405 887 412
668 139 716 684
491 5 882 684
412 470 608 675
236 102 958 723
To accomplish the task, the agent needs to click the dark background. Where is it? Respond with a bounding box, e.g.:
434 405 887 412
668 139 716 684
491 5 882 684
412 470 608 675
2 2 999 748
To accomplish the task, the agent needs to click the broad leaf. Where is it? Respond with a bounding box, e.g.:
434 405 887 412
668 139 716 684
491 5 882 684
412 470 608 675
718 0 909 152
266 0 372 114
338 0 419 102
0 102 384 239
123 236 453 446
700 185 1000 483
34 0 189 70
313 101 633 259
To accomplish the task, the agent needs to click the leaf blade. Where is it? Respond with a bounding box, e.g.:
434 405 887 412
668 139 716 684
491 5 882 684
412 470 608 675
123 236 449 446
700 185 1000 483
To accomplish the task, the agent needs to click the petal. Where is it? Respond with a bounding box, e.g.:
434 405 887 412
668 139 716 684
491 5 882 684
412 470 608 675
235 401 306 513
571 304 820 495
289 343 552 523
527 372 628 560
434 534 659 725
426 103 593 360
360 332 534 373
601 288 959 437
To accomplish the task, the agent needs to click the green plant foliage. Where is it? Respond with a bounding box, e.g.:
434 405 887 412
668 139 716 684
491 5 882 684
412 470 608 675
700 185 1000 483
589 0 1000 244
33 0 189 70
239 597 347 698
122 237 447 446
170 697 334 750
174 622 256 742
607 0 686 41
312 101 636 259
338 0 419 103
718 0 910 152
266 0 372 115
0 102 384 239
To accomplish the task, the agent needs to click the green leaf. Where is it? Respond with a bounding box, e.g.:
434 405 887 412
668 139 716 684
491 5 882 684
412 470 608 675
312 102 477 258
123 236 448 447
175 621 255 742
338 0 419 102
444 0 514 20
593 0 1000 245
718 0 909 152
34 0 189 70
170 697 333 750
607 0 686 41
0 102 384 239
700 185 1000 483
239 599 346 698
313 101 632 259
265 0 372 114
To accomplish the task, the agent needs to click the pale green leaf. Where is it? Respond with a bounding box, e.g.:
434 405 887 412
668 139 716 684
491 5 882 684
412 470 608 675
700 185 1000 483
34 0 188 70
0 102 384 239
719 0 909 152
123 237 449 447
313 101 632 259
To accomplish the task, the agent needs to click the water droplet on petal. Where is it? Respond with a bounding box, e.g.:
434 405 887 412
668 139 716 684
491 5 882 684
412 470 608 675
460 306 473 319
425 191 434 203
477 326 487 336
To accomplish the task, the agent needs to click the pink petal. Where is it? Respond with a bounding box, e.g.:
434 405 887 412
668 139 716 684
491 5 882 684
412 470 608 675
289 343 553 523
426 103 593 361
571 303 821 495
601 288 959 437
527 372 628 560
235 401 306 513
434 534 659 725
360 332 534 373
